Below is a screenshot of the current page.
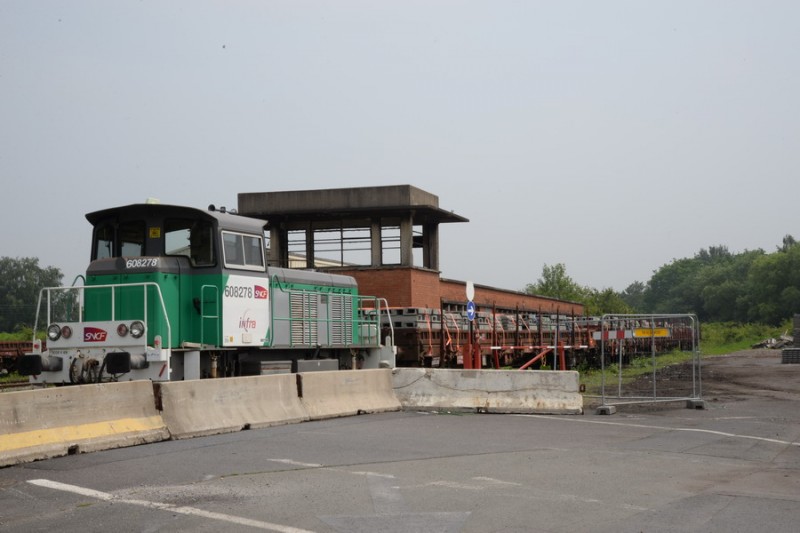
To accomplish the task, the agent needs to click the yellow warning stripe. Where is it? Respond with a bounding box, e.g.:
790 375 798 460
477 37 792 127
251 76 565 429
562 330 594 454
0 416 166 452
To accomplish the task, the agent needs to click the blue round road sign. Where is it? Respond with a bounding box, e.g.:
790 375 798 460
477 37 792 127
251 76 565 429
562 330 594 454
466 301 476 321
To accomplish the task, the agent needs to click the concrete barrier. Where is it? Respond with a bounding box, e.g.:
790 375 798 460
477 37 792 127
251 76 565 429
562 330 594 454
0 381 169 467
155 373 308 439
299 369 401 420
392 368 583 414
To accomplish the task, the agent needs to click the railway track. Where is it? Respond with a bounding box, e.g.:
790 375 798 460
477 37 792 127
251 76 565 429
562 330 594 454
0 380 47 392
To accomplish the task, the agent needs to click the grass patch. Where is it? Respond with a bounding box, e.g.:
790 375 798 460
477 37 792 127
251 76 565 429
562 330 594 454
579 349 696 396
699 320 790 355
579 320 792 395
0 328 39 342
1 371 25 383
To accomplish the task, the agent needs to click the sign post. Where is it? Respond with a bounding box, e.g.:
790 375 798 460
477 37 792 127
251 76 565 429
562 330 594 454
465 282 480 369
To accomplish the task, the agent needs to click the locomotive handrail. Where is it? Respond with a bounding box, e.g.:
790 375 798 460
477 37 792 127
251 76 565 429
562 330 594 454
32 282 172 352
360 297 394 348
350 294 384 347
199 284 220 348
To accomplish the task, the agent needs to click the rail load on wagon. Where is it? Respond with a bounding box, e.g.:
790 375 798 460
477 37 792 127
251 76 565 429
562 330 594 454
19 202 395 384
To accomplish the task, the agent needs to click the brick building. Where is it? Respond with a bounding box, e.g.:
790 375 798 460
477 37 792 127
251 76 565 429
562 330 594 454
238 185 583 318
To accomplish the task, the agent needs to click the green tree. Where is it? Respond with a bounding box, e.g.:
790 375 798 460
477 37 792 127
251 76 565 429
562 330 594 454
643 245 743 319
620 281 646 312
525 263 587 302
525 235 800 324
584 288 632 316
639 239 800 323
643 257 704 315
699 249 762 322
0 257 63 332
779 234 797 252
695 245 732 263
744 243 800 325
525 263 632 316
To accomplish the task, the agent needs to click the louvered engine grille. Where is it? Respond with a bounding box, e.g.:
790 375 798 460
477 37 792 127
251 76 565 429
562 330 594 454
330 295 353 345
290 293 317 345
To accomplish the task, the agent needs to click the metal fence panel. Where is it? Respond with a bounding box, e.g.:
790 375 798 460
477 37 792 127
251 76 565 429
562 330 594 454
597 314 702 413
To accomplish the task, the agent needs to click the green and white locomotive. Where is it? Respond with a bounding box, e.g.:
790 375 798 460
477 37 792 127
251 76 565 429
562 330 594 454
20 202 395 383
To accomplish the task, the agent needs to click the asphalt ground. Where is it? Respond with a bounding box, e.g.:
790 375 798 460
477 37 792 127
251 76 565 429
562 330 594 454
1 351 799 532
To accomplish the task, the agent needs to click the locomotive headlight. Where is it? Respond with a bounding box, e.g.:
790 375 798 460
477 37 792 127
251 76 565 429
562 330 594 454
47 324 62 341
61 325 73 339
130 321 145 338
117 323 129 337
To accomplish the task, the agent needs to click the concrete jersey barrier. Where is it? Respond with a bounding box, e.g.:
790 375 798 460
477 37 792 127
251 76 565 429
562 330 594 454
2 367 579 468
154 373 309 439
392 368 583 414
0 381 169 467
298 368 401 420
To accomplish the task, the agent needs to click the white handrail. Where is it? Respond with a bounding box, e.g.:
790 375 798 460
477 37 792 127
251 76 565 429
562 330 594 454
33 282 172 351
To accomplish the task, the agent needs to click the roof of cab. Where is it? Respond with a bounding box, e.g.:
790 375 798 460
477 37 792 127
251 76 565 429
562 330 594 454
85 203 267 234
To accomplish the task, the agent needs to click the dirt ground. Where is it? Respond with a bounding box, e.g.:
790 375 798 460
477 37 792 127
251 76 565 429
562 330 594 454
586 348 800 410
697 348 800 401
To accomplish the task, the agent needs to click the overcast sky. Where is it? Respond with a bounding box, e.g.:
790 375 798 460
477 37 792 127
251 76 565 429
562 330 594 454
2 1 798 294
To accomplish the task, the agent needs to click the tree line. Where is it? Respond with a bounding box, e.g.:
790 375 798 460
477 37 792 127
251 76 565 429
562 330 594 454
526 236 800 326
0 257 63 333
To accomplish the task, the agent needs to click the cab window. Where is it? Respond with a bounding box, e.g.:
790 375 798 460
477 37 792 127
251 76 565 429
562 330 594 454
165 219 215 266
119 222 144 256
95 223 114 259
222 231 264 271
92 221 144 259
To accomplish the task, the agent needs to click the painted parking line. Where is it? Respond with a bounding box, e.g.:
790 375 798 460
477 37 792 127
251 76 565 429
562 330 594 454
517 414 800 447
27 479 315 533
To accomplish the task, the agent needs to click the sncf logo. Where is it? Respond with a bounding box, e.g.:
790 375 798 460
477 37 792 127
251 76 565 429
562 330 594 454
84 327 108 342
254 285 268 299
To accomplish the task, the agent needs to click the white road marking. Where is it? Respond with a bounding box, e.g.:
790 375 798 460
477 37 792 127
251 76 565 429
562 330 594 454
472 476 523 486
269 458 324 468
347 471 396 478
517 414 800 447
367 473 407 514
268 460 398 481
27 479 316 533
621 503 651 511
426 480 485 490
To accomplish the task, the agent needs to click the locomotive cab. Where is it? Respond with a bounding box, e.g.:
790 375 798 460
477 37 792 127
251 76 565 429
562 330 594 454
83 203 267 353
